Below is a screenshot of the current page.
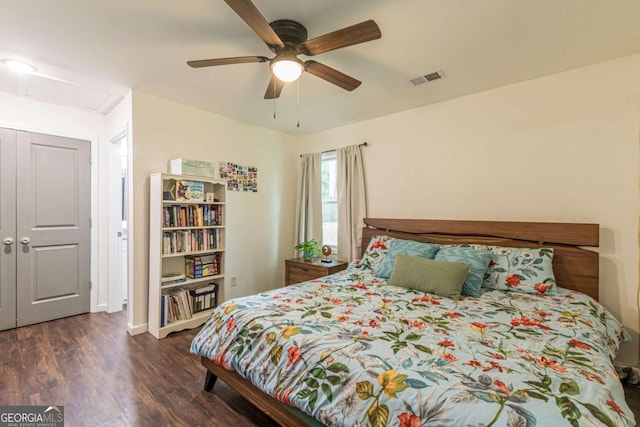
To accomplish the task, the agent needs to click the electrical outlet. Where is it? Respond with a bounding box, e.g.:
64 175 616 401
230 275 237 287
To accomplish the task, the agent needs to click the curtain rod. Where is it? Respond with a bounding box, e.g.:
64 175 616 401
300 142 368 157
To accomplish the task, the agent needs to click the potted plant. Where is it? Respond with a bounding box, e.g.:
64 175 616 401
295 239 322 262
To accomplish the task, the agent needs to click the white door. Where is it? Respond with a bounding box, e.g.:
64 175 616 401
15 131 91 326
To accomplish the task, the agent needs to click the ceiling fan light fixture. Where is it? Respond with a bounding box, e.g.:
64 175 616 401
271 57 303 83
1 58 37 74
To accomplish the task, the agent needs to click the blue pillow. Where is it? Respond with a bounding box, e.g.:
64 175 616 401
376 238 440 279
434 245 493 297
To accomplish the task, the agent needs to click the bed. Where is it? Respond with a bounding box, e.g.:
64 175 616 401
191 218 634 426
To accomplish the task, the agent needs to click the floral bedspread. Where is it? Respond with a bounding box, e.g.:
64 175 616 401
191 267 634 427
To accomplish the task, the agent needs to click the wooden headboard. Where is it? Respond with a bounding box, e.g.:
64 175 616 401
361 218 600 300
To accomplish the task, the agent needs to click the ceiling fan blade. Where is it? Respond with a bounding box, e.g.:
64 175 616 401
264 74 284 99
224 0 284 47
300 20 381 56
187 56 269 68
304 61 361 91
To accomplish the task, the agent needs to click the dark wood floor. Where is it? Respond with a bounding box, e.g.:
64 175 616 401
0 310 279 427
624 383 640 424
1 310 639 426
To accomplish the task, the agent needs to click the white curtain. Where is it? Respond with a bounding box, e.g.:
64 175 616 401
337 145 367 261
295 153 322 253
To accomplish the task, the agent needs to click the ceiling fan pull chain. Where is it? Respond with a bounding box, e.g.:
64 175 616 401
272 76 277 119
296 78 300 128
273 77 277 119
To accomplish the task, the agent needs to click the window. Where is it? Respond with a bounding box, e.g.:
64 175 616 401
321 151 337 249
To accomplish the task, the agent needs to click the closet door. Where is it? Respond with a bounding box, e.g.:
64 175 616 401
0 129 16 331
15 131 90 327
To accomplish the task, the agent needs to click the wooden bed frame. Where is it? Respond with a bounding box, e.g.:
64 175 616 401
201 218 600 426
361 218 599 300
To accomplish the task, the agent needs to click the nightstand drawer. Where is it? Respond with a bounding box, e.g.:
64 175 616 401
289 265 324 276
285 257 348 286
288 272 320 285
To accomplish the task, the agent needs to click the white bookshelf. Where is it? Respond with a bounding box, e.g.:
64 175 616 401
148 173 226 339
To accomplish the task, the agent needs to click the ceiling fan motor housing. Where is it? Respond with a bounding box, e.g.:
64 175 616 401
269 19 308 50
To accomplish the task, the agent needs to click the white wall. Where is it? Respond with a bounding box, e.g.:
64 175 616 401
129 91 297 332
0 91 106 313
297 54 640 366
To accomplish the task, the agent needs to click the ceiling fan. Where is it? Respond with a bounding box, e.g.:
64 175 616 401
187 0 382 99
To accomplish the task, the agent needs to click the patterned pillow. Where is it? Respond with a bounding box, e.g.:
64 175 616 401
434 245 493 297
376 238 440 279
483 246 557 295
354 235 390 274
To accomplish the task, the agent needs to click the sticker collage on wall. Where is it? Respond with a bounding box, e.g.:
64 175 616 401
218 162 258 192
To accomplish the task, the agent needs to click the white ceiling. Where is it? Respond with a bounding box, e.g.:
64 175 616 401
1 0 639 134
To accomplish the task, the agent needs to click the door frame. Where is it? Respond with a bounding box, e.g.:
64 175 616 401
107 128 128 313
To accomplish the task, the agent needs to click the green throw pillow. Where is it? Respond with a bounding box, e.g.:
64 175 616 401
388 254 470 300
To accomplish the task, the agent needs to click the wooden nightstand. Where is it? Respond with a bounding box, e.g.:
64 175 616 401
285 258 348 285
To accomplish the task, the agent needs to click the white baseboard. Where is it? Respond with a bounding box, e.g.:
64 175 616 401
127 322 148 335
91 303 108 313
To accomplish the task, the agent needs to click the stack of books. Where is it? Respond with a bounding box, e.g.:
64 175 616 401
160 288 192 326
161 273 186 286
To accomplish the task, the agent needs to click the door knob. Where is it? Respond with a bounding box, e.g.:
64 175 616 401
2 237 13 245
20 237 30 244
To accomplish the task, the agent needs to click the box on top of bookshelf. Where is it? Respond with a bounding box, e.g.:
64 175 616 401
168 158 216 178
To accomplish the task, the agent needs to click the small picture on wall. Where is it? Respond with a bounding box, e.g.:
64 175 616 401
219 161 258 192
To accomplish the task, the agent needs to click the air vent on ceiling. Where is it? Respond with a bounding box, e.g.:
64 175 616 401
410 70 446 86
